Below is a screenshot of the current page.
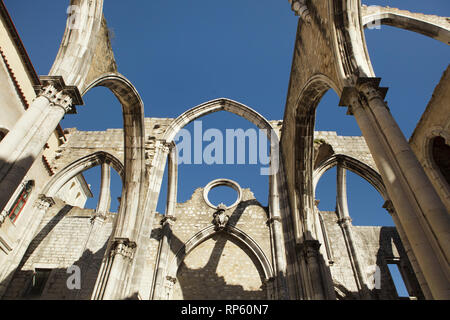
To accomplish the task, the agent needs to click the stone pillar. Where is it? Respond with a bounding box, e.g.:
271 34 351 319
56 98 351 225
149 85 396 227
340 85 450 299
383 200 432 299
268 171 289 299
96 163 111 215
356 78 450 264
95 238 137 300
0 76 82 212
153 216 176 300
71 214 107 299
0 194 55 297
298 240 326 300
336 161 371 299
152 144 177 300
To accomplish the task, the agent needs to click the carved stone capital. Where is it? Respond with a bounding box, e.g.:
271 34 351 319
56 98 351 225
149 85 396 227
0 209 8 226
260 277 275 289
355 77 389 103
289 0 311 23
339 87 363 116
34 195 55 211
337 216 353 226
160 215 177 226
297 240 321 258
156 140 173 154
34 76 83 114
266 216 282 226
383 200 396 216
110 238 137 260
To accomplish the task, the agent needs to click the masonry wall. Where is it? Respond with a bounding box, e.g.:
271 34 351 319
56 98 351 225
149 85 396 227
320 211 423 300
409 66 450 212
167 187 272 300
2 198 113 300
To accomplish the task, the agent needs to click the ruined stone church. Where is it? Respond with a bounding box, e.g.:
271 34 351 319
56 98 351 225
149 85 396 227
0 0 448 300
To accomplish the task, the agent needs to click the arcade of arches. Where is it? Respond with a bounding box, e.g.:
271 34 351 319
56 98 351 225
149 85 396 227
0 1 448 300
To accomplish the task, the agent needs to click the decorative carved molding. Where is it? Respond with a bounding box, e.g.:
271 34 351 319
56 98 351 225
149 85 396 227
383 200 396 216
337 216 353 226
110 238 137 260
297 240 321 259
0 209 8 226
34 195 56 211
160 215 177 226
289 0 311 23
213 205 229 231
34 76 83 114
266 216 282 226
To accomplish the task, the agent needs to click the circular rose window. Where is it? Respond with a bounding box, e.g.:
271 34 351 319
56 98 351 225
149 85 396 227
203 179 242 210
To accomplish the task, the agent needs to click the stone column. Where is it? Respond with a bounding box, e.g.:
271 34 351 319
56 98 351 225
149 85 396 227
298 240 326 300
153 216 176 300
95 238 137 300
356 78 450 264
0 76 82 212
383 200 432 299
153 143 178 300
336 161 371 299
96 163 111 215
153 144 178 300
0 194 55 297
340 86 450 299
268 171 289 299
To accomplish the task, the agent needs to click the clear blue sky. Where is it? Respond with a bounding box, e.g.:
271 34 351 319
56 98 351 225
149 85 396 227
4 0 449 230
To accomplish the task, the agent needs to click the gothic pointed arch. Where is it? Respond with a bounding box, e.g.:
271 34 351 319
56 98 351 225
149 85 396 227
361 5 450 45
167 225 274 281
313 154 388 200
41 151 123 198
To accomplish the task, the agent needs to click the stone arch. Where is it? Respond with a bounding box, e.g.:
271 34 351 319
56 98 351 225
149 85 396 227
147 99 287 299
162 98 275 142
362 5 450 45
147 98 280 217
291 75 341 241
313 154 388 200
50 0 117 91
41 151 124 198
82 72 146 240
167 225 274 282
420 129 450 211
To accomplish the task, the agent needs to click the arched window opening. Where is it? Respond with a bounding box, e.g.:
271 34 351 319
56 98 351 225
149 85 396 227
431 136 450 187
315 167 337 213
78 165 122 213
8 180 34 223
346 171 393 227
156 108 272 215
387 263 409 299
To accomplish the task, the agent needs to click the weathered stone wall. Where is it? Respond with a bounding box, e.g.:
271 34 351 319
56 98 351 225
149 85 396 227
167 186 272 300
409 66 450 212
173 233 267 300
314 131 377 170
2 199 113 300
51 117 174 172
1 116 418 300
320 211 422 300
